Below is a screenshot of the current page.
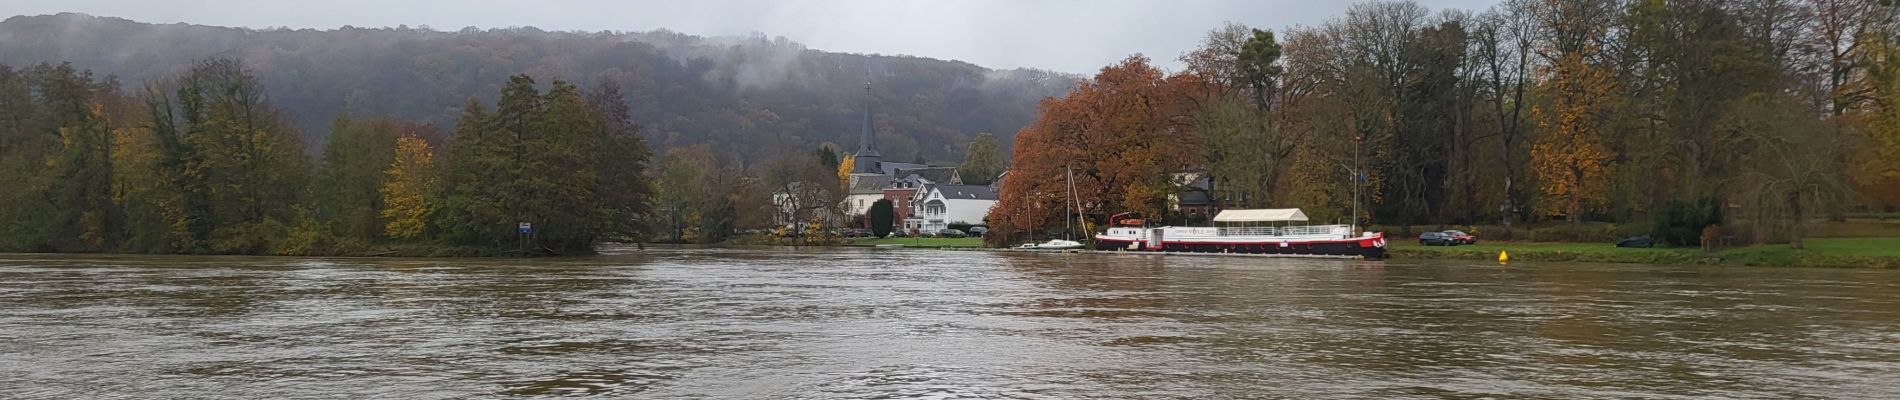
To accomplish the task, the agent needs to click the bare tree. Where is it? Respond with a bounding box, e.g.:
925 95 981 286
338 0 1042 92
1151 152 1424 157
1724 93 1850 248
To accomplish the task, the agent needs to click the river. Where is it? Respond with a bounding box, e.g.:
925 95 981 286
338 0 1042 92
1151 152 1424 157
2 247 1896 399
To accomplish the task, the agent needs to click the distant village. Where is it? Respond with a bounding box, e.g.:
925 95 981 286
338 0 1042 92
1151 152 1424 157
770 83 1000 236
770 83 1218 238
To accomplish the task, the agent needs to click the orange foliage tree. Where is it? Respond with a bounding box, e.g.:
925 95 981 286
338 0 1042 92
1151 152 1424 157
1531 53 1617 223
987 55 1207 244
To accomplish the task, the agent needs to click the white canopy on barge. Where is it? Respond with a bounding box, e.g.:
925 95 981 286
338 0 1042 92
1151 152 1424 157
1212 208 1309 223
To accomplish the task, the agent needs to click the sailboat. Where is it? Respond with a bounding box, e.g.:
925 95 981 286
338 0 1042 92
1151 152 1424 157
1019 166 1088 250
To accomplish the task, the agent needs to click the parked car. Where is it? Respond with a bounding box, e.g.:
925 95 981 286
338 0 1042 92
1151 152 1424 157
968 227 989 237
1443 230 1477 245
1616 235 1655 248
937 229 967 238
1419 232 1458 246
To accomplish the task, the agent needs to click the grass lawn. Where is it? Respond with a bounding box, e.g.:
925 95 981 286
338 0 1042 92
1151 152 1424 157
1389 240 1669 253
1391 240 1702 264
851 237 985 248
1392 237 1900 268
1786 237 1900 257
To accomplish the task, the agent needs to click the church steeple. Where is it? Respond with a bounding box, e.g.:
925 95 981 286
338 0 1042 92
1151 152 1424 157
852 80 883 174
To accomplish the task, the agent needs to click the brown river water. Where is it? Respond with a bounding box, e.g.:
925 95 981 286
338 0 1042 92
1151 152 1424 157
2 247 1897 399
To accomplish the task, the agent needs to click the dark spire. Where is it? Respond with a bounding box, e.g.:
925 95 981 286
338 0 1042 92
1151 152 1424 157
852 80 883 174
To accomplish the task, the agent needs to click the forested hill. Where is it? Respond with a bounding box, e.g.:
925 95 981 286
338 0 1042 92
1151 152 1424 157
0 13 1076 162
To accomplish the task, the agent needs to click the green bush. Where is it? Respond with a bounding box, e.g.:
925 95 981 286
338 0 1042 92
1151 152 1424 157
1654 200 1722 247
869 199 895 237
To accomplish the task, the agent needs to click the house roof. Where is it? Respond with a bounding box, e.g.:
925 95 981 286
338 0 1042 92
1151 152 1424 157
1214 208 1309 222
935 185 998 201
1174 174 1215 206
1177 190 1214 206
848 174 893 194
895 166 960 184
876 162 927 175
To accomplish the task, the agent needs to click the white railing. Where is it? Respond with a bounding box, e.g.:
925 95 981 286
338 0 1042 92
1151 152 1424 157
1106 225 1354 239
1215 225 1352 237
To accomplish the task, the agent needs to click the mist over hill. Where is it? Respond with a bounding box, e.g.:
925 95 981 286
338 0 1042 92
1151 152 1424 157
0 13 1077 162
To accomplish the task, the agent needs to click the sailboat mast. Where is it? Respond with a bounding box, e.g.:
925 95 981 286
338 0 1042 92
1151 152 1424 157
1351 134 1361 235
1065 166 1075 241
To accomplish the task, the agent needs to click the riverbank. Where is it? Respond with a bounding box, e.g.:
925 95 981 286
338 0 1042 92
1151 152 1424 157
846 237 986 248
1391 237 1900 268
840 235 1897 269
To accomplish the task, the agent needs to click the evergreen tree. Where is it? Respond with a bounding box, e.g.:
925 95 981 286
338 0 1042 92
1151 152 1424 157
432 97 504 247
430 75 654 253
314 115 400 241
585 79 654 242
869 199 895 238
530 79 606 253
958 133 1004 185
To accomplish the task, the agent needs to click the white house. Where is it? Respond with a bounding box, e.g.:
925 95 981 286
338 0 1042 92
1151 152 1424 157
904 184 998 232
841 174 892 217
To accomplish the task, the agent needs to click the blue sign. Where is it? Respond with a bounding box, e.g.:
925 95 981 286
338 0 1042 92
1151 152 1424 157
518 222 532 234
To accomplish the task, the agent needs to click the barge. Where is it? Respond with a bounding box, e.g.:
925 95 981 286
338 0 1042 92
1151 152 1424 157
1091 208 1387 259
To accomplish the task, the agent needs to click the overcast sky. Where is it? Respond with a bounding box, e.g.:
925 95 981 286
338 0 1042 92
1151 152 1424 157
5 0 1501 74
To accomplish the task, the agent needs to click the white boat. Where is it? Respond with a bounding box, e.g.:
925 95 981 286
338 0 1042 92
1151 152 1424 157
1092 208 1387 259
1019 239 1085 250
1015 166 1090 251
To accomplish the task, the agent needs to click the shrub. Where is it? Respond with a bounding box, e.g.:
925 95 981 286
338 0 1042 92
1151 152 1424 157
869 199 895 237
1653 200 1722 247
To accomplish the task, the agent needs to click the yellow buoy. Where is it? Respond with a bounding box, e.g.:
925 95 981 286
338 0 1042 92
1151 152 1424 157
1498 250 1510 264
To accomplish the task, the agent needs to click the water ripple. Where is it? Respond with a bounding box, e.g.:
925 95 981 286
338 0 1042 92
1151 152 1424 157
0 248 1896 399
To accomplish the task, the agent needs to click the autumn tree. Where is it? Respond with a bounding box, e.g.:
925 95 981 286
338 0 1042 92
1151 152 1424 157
0 63 124 252
1857 32 1900 210
380 134 435 239
130 59 311 254
989 55 1205 245
1532 53 1618 223
837 154 856 189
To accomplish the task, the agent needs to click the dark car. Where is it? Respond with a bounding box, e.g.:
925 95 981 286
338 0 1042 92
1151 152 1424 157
1419 232 1457 246
1616 235 1654 248
936 229 967 238
968 227 988 237
1443 230 1477 245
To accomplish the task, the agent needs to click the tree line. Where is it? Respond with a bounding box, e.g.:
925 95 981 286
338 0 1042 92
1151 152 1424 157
0 59 653 255
991 0 1900 248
